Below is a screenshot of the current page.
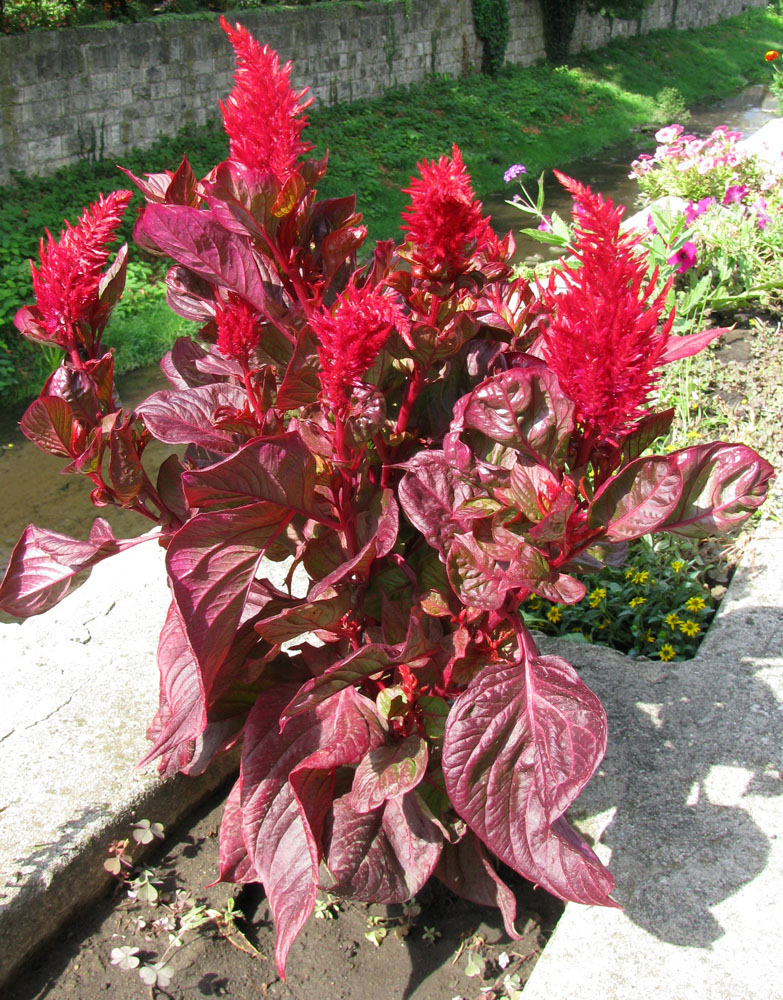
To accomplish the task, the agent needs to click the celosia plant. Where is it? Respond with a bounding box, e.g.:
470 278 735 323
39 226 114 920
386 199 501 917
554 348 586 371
0 19 774 978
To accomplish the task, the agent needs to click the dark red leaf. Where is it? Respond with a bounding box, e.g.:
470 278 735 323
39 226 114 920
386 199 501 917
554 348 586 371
435 830 520 940
588 454 683 541
166 503 294 699
137 384 248 452
325 792 442 902
442 654 616 906
350 735 429 813
0 519 122 617
660 443 774 536
20 396 77 457
240 685 384 975
452 367 574 469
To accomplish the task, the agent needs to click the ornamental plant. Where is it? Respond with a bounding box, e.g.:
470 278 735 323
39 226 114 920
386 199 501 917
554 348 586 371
0 19 774 978
629 124 765 203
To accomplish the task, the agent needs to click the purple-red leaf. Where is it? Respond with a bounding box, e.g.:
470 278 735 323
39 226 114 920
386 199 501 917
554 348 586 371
398 452 479 555
19 396 77 457
659 442 774 536
588 454 683 541
325 792 442 903
442 654 615 906
182 434 331 523
218 779 258 884
350 735 429 813
239 685 384 976
452 367 575 469
139 600 205 776
282 644 392 720
134 204 273 311
0 519 121 617
435 830 521 940
166 503 294 699
254 591 351 645
308 489 398 600
137 383 248 452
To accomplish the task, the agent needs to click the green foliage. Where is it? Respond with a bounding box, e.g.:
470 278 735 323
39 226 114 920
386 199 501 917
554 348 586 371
2 8 781 406
521 534 717 661
471 0 510 77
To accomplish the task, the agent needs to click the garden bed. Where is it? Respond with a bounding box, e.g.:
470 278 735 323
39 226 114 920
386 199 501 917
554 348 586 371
4 787 562 1000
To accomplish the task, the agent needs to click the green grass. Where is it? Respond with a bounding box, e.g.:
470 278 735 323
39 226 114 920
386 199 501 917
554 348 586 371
1 6 781 406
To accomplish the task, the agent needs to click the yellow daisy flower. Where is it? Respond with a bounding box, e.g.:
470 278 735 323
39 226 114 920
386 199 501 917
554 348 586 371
629 596 646 608
659 644 676 661
665 612 681 630
588 587 606 608
685 596 706 613
671 560 685 574
633 570 650 585
547 606 562 624
679 619 701 637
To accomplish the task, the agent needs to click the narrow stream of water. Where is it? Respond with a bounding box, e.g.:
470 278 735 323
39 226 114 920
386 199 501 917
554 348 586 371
0 87 777 567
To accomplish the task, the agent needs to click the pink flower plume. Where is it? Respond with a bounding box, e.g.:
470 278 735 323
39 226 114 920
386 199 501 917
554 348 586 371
401 144 493 277
219 17 313 185
311 283 402 412
539 172 674 446
29 189 132 347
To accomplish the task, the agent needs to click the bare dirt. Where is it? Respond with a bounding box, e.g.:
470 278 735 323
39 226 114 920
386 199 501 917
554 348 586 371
4 783 562 1000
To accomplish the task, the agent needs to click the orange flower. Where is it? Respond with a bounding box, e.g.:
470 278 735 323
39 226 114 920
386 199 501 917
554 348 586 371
765 50 779 62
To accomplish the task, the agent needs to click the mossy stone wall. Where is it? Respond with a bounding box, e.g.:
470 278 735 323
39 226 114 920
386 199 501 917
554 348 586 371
0 0 767 183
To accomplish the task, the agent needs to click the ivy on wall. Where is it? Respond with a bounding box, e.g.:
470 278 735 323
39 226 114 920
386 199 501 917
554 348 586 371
541 0 654 63
471 0 510 76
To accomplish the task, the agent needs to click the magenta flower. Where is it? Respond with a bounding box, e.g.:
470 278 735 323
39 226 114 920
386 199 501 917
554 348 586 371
684 197 716 224
402 144 493 277
722 183 749 205
752 197 771 230
311 282 402 413
668 241 698 274
538 214 553 233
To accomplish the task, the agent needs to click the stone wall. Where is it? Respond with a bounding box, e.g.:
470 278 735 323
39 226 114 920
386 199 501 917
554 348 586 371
0 0 768 183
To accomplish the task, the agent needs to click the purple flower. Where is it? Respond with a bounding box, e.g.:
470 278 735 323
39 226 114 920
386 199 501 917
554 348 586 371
668 241 698 274
504 163 527 184
684 196 716 224
538 214 553 233
722 183 749 205
647 214 658 235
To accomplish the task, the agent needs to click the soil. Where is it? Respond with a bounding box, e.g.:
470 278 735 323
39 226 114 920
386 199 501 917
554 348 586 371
4 783 563 1000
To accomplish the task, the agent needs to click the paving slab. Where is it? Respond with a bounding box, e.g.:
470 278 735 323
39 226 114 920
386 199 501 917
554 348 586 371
522 518 783 1000
0 533 237 986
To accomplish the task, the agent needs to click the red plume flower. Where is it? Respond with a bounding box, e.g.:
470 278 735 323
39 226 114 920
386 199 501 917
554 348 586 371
220 17 314 185
401 144 493 277
215 293 261 366
539 172 674 446
27 190 132 347
311 282 402 412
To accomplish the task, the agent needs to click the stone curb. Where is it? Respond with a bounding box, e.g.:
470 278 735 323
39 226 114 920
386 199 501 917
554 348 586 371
0 536 240 987
521 518 783 1000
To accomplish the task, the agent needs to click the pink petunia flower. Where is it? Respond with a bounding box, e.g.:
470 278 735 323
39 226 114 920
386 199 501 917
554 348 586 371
684 197 715 224
722 183 749 205
752 197 771 230
668 241 698 273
